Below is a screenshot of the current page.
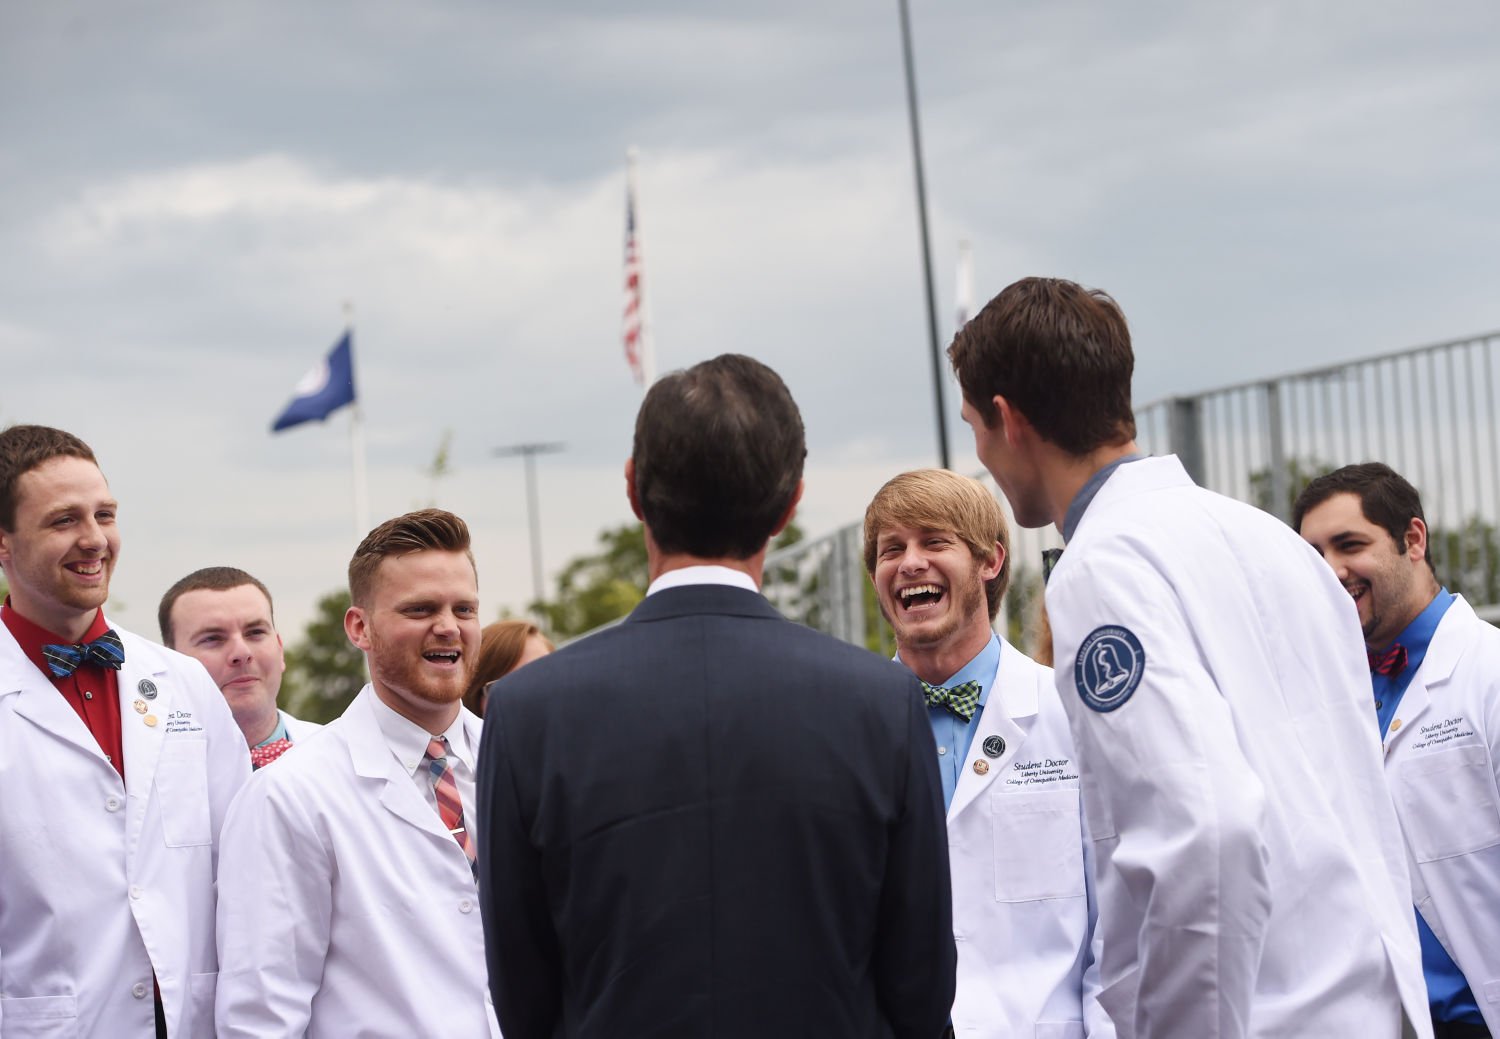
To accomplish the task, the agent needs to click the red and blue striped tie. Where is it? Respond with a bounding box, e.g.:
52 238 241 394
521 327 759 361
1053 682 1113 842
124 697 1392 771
425 736 477 878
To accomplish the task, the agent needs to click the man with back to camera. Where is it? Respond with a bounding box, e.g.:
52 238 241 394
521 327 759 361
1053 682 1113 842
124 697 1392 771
947 277 1431 1038
863 468 1110 1038
159 566 321 767
0 424 249 1037
214 509 498 1037
477 354 956 1039
1297 462 1500 1038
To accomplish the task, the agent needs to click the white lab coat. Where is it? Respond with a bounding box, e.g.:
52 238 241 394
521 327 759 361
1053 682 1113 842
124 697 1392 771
0 624 250 1038
280 707 321 743
1383 594 1500 1031
945 637 1111 1039
1045 455 1429 1039
215 684 500 1038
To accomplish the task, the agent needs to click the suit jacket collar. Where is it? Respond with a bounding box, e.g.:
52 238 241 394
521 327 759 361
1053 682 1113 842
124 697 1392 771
625 583 783 625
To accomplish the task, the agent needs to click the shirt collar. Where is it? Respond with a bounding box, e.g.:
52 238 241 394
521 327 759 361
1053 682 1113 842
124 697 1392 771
1062 452 1146 542
1388 587 1455 668
255 713 290 748
648 565 759 597
368 690 475 778
1 598 111 680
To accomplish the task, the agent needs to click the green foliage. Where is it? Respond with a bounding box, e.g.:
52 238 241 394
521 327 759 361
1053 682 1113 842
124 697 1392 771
535 520 809 640
1432 516 1500 604
282 589 367 724
1248 457 1334 518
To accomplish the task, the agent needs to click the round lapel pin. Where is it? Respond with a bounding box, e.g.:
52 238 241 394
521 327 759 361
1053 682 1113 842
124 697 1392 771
144 715 159 727
982 735 1006 759
138 679 158 700
972 759 989 776
133 699 148 715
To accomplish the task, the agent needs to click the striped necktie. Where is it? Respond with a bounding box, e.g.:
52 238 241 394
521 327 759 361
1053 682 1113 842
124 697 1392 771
42 629 125 678
424 736 477 877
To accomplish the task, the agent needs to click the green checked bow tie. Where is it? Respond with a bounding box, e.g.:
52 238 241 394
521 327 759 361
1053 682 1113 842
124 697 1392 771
920 680 981 721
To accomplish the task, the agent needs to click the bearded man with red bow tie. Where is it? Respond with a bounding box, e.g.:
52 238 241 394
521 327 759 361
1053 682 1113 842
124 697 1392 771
1298 462 1500 1039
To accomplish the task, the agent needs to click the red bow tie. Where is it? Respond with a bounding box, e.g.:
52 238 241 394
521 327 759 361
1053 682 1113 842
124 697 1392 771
250 738 294 770
1368 644 1408 677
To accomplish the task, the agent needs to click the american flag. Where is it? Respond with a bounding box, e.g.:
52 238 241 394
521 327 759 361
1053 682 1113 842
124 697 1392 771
622 184 644 384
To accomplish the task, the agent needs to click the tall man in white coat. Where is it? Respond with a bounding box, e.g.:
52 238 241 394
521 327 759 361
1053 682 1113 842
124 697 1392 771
159 566 321 768
0 424 249 1038
947 277 1431 1039
864 468 1110 1039
215 509 499 1037
1297 462 1500 1038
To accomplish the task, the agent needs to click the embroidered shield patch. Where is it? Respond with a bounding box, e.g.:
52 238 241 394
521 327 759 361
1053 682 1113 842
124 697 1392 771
1074 625 1145 712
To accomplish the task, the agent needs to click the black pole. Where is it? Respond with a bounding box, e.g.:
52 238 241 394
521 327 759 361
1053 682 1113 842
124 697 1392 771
898 0 951 470
493 442 566 613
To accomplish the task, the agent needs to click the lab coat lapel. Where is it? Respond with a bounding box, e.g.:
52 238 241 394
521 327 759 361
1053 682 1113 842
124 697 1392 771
1384 596 1470 755
1 626 123 777
119 651 170 802
947 639 1038 822
344 687 451 841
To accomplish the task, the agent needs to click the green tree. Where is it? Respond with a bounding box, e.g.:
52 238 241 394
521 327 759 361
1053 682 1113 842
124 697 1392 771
1248 457 1334 518
536 520 808 640
282 589 367 724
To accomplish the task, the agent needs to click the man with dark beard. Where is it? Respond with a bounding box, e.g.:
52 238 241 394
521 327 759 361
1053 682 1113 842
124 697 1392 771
215 509 499 1037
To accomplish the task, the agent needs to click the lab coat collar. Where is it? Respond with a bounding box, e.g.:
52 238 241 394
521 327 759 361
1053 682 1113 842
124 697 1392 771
947 636 1042 821
1383 594 1477 754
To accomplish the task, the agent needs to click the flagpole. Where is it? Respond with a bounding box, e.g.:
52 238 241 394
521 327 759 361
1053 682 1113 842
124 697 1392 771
345 302 370 540
626 147 657 387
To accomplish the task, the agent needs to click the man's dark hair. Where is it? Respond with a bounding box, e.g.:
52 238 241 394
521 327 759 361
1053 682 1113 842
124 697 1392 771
1292 462 1434 570
948 277 1136 455
632 354 806 559
158 567 276 648
0 425 98 530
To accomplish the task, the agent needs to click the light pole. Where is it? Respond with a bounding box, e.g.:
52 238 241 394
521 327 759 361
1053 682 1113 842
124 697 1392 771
493 442 565 612
898 0 951 469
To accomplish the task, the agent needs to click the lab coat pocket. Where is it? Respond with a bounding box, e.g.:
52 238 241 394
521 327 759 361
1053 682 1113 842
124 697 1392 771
991 788 1085 902
0 994 78 1038
186 971 218 1037
1399 744 1500 861
155 739 213 847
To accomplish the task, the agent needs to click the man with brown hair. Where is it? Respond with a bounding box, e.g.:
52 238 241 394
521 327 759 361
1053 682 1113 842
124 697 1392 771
1297 463 1500 1038
0 423 248 1038
215 509 498 1037
949 277 1430 1038
479 354 954 1039
159 566 320 766
864 468 1107 1038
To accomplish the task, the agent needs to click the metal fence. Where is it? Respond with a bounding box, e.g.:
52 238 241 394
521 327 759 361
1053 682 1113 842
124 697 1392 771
764 328 1500 650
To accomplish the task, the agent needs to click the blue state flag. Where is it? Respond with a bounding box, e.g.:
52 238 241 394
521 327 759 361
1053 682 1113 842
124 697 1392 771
272 331 357 432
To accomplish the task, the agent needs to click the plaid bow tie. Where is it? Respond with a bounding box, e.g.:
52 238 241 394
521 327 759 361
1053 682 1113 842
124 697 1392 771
42 629 125 678
921 680 982 721
1368 643 1408 677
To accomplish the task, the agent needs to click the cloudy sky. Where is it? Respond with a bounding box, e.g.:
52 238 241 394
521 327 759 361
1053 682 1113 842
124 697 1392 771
3 0 1497 639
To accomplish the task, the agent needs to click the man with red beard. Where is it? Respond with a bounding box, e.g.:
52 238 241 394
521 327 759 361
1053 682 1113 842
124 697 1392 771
214 509 498 1038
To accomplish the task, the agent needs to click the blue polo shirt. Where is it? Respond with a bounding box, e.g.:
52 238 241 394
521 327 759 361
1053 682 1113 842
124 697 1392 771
901 634 1000 810
1374 589 1481 1027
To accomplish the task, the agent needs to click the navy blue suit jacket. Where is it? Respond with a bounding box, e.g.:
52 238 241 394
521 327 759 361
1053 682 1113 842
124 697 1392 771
477 583 955 1039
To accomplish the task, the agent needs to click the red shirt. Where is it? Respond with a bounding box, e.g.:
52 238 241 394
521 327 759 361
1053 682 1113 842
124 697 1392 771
2 599 125 781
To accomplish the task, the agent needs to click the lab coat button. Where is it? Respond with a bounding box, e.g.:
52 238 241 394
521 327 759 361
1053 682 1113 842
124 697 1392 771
459 899 474 914
106 796 121 812
132 982 148 999
129 885 142 900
